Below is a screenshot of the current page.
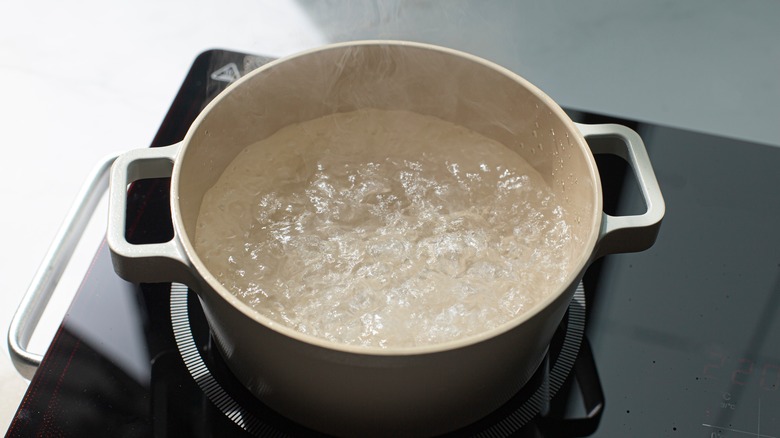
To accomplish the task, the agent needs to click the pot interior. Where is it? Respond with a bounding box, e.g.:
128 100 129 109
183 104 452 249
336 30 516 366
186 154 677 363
174 41 600 333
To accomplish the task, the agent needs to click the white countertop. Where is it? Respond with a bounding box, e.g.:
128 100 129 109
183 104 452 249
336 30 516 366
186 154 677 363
1 0 778 431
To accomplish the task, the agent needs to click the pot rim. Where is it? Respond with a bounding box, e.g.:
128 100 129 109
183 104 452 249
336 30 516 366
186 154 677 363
170 40 602 356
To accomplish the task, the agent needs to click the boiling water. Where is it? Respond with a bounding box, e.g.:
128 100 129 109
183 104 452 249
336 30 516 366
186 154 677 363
195 109 573 348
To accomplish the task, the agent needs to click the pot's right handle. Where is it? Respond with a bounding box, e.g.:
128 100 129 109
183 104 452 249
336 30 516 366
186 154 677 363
107 143 195 285
576 123 665 259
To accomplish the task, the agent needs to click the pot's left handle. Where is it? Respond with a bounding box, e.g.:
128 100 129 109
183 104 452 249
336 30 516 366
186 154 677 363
107 143 196 286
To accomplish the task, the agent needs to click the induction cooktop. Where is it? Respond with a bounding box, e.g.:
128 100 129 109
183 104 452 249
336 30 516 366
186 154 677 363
8 49 780 437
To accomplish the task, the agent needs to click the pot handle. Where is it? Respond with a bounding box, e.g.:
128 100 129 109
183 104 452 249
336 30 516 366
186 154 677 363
107 143 196 285
575 123 665 259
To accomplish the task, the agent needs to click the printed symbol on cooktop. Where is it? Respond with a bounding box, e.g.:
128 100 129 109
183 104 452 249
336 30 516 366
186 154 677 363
702 398 776 438
211 63 240 83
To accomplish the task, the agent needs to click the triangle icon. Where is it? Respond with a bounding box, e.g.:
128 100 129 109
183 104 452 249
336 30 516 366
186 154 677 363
211 63 241 83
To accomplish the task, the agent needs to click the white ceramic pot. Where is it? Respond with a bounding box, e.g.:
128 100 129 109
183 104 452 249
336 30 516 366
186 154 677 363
107 41 664 437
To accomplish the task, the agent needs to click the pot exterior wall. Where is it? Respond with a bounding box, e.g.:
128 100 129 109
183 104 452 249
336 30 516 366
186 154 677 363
197 265 584 437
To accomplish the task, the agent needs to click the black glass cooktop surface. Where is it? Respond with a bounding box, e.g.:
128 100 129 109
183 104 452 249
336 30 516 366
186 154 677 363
7 49 780 437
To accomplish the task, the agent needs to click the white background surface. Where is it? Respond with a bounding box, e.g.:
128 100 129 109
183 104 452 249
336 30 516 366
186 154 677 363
1 0 778 432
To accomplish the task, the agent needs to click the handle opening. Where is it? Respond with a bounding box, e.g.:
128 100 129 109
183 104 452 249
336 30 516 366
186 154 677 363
593 149 648 217
125 177 175 245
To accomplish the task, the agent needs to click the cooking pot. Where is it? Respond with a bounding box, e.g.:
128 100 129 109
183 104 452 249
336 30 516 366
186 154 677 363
107 41 664 437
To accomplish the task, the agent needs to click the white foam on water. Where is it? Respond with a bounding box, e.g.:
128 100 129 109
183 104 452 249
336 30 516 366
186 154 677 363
195 109 573 348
